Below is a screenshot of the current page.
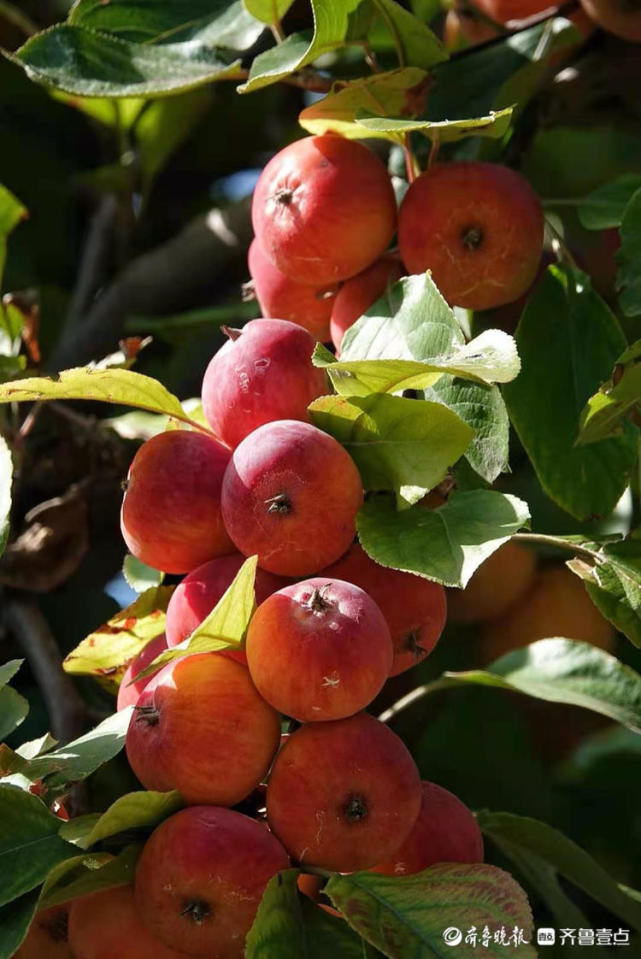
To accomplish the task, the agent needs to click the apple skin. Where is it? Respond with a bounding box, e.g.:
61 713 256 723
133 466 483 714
201 318 329 449
165 554 289 664
398 162 544 311
266 711 422 871
246 577 393 721
67 885 185 959
15 905 72 959
221 420 364 577
134 806 289 959
252 135 397 286
481 565 616 662
120 430 233 574
443 8 499 49
248 239 338 342
447 541 536 625
117 633 169 710
330 255 404 352
371 781 484 876
470 0 557 23
125 652 280 806
322 544 446 676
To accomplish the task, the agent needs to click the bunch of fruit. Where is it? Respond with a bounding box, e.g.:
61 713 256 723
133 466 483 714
18 132 550 958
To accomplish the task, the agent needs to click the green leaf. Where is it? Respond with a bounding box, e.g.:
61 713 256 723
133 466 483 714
15 25 244 99
15 733 57 761
0 184 26 291
316 329 520 396
357 490 530 587
63 585 172 683
39 844 141 910
0 890 39 959
503 265 636 521
309 392 473 507
370 0 446 70
478 812 641 931
617 188 641 317
578 174 641 230
244 0 295 26
134 556 258 680
0 366 193 421
0 660 22 689
299 68 431 140
565 536 641 648
326 865 535 958
0 686 29 742
81 790 183 849
122 555 164 594
246 869 364 959
239 0 368 93
577 339 641 445
0 787 75 906
24 709 133 791
445 638 641 732
69 0 264 49
355 108 512 143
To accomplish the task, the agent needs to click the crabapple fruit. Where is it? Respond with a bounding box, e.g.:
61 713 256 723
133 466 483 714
125 652 280 805
201 318 328 448
67 885 184 959
246 577 393 721
322 544 446 676
330 255 404 352
15 906 72 959
371 781 484 875
266 711 422 871
134 806 289 958
447 541 536 624
117 633 169 710
398 162 544 310
248 239 338 341
470 0 557 23
221 420 363 576
252 135 397 285
120 430 233 574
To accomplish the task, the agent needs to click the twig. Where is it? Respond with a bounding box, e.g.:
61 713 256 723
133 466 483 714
378 677 456 723
3 597 87 742
0 0 37 36
63 195 119 340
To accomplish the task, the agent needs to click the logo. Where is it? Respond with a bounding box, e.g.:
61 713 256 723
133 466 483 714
443 927 463 947
537 929 556 946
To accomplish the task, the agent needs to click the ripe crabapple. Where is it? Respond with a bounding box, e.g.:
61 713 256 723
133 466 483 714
252 135 397 285
116 633 168 710
246 577 393 721
125 652 280 806
248 239 338 341
266 711 422 871
398 162 544 311
329 255 404 352
371 781 484 875
322 544 446 676
201 318 328 448
15 906 72 959
221 420 363 576
120 430 233 574
134 806 289 958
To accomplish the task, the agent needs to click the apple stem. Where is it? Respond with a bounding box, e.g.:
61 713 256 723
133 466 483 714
221 325 243 341
264 493 292 515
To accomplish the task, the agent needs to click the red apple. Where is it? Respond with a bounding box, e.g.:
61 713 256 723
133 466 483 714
134 806 289 958
201 318 328 449
266 712 422 871
246 578 393 721
15 905 72 959
221 420 364 576
165 554 288 663
117 633 169 710
68 885 184 959
371 781 484 875
125 652 280 805
120 430 233 574
252 135 397 285
322 544 446 676
398 162 544 311
330 255 404 352
248 239 338 341
470 0 557 23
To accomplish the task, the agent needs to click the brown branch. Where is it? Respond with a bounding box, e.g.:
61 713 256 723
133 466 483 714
48 199 253 371
3 597 87 742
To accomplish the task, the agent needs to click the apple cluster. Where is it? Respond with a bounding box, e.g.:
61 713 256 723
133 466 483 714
48 132 551 958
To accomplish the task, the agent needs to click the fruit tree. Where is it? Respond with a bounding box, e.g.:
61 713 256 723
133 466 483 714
1 0 641 956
